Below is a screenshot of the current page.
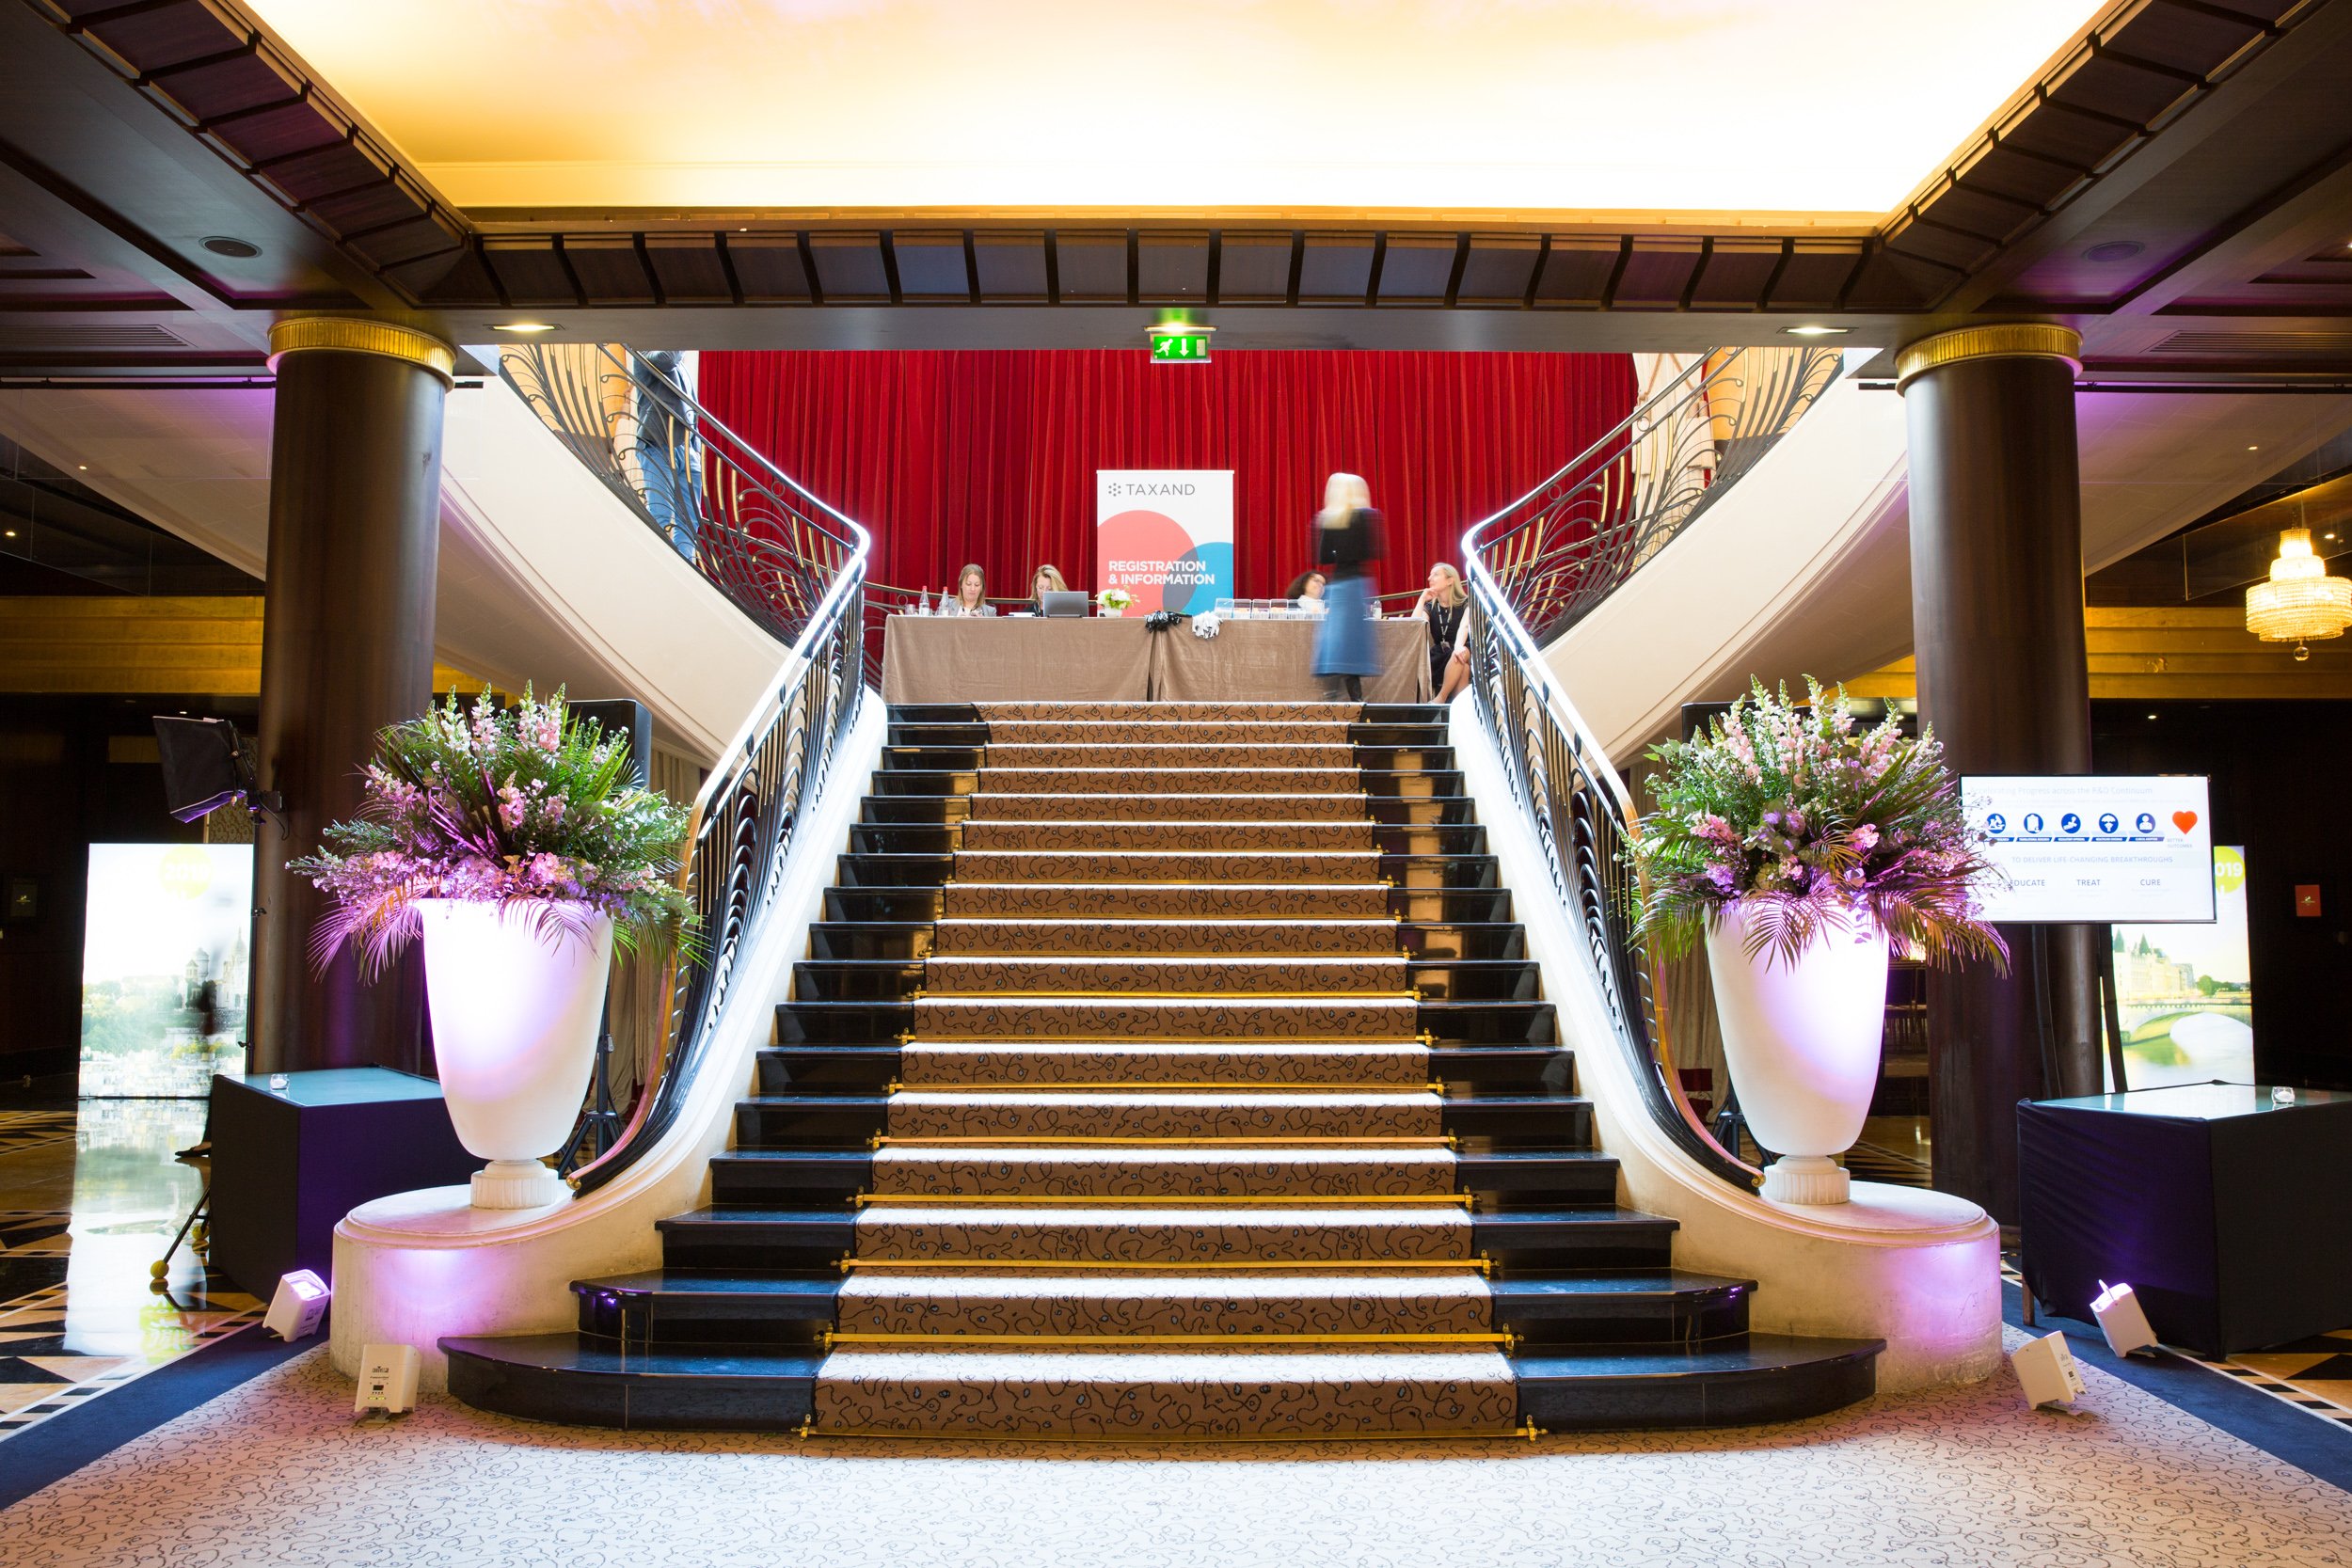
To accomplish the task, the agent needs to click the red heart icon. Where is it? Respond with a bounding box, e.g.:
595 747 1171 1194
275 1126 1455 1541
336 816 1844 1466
2172 810 2199 833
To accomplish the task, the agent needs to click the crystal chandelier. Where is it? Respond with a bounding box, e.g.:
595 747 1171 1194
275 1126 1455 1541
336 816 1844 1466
2245 528 2352 661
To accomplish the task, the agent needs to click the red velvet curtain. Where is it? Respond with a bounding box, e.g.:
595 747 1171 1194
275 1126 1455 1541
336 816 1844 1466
697 349 1635 607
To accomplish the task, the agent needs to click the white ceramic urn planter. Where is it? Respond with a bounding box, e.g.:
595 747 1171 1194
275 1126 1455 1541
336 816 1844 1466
414 898 614 1210
1703 902 1891 1206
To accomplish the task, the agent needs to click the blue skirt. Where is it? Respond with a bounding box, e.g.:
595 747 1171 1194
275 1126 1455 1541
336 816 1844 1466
1312 575 1379 676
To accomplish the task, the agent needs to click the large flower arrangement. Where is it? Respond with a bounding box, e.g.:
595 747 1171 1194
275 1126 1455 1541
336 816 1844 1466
291 688 695 976
1631 677 2006 971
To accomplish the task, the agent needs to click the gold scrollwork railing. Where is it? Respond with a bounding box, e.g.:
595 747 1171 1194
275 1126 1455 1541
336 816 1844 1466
1475 347 1842 643
498 342 869 1196
1459 346 1841 1193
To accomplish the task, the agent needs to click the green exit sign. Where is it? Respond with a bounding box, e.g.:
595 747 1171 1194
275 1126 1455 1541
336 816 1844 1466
1150 330 1213 363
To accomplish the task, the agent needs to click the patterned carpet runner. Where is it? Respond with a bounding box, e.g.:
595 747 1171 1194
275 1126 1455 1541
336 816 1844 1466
813 701 1518 1438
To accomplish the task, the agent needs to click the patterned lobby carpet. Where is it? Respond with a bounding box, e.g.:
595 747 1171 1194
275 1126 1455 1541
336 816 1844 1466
3 1331 2348 1567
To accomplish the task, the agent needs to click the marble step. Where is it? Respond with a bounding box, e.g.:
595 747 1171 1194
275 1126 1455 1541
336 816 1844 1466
896 1041 1430 1088
920 956 1408 995
864 1143 1459 1197
848 1203 1476 1264
911 996 1421 1042
950 849 1381 885
930 917 1401 957
955 819 1375 852
969 701 1367 724
974 767 1364 795
884 1088 1444 1141
964 792 1371 823
811 1346 1520 1438
976 720 1361 744
654 1206 1674 1273
831 1269 1495 1338
977 743 1359 768
939 882 1393 919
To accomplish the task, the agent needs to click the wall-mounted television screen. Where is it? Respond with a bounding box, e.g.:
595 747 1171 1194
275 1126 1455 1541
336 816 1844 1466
1960 775 2214 926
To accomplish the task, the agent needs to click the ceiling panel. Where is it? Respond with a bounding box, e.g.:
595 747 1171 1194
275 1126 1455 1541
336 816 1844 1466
1297 233 1374 303
1054 230 1127 302
973 232 1047 302
1455 234 1539 306
562 236 656 305
892 231 970 301
1613 237 1703 309
1136 232 1209 304
807 232 891 302
1375 235 1457 306
482 238 578 306
726 234 810 303
644 235 732 305
1534 237 1619 309
1216 232 1293 303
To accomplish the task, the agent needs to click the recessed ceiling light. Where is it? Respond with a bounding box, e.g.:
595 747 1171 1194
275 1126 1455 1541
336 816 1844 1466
2247 444 2260 451
493 322 559 334
1781 325 1849 337
200 236 261 259
2083 240 2144 263
76 464 87 470
2146 712 2158 721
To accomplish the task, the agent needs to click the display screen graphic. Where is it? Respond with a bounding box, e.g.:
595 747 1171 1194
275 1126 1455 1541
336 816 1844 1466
1962 775 2214 925
80 843 250 1097
2109 847 2252 1090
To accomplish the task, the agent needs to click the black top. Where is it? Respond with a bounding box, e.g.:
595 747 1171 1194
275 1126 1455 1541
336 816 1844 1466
1423 598 1466 654
1314 507 1386 580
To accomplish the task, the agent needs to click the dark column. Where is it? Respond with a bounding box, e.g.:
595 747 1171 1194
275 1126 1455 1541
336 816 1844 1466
249 320 453 1075
1898 325 2104 1224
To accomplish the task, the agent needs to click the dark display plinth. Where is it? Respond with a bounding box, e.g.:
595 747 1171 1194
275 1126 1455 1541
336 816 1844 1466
209 1067 478 1297
2018 1083 2352 1355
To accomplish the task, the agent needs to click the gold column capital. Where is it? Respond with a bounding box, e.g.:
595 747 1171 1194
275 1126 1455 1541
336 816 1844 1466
267 318 455 386
1895 324 2082 393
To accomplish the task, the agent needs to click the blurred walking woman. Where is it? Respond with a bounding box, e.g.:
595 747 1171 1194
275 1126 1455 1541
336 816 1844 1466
1311 472 1384 702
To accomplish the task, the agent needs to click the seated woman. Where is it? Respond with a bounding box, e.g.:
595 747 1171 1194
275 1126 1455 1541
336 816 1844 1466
945 562 994 618
1284 569 1328 613
1411 562 1472 702
1028 563 1069 614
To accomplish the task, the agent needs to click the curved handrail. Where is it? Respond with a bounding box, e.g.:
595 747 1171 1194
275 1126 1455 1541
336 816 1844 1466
1458 346 1839 1194
498 341 870 1196
1472 347 1841 644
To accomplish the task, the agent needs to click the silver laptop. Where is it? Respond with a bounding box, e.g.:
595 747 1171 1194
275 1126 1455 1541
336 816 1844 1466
1040 590 1089 618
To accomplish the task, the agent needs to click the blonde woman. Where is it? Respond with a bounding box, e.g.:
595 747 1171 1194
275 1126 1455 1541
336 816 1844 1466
1311 472 1384 702
947 562 993 618
1028 563 1068 614
1412 562 1472 702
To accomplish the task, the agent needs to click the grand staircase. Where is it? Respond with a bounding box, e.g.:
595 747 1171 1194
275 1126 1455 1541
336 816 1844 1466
446 700 1881 1437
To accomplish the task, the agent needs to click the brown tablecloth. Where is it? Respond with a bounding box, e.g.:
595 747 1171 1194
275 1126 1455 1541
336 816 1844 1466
881 615 1155 705
1152 618 1431 704
879 613 1430 705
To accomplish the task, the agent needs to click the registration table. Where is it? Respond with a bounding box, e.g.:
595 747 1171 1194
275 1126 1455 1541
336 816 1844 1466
2018 1083 2352 1354
882 613 1430 705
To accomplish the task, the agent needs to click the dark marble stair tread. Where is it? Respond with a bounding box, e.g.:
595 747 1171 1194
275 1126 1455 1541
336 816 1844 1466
1512 1334 1883 1378
575 1272 841 1309
1489 1270 1754 1307
442 1334 824 1431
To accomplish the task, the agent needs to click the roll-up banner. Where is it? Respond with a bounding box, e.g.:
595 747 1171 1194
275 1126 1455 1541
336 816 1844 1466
1095 469 1233 615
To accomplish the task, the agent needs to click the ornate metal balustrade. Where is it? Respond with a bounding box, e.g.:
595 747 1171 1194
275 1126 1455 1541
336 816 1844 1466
497 341 870 1196
1459 346 1842 1194
1473 347 1841 643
